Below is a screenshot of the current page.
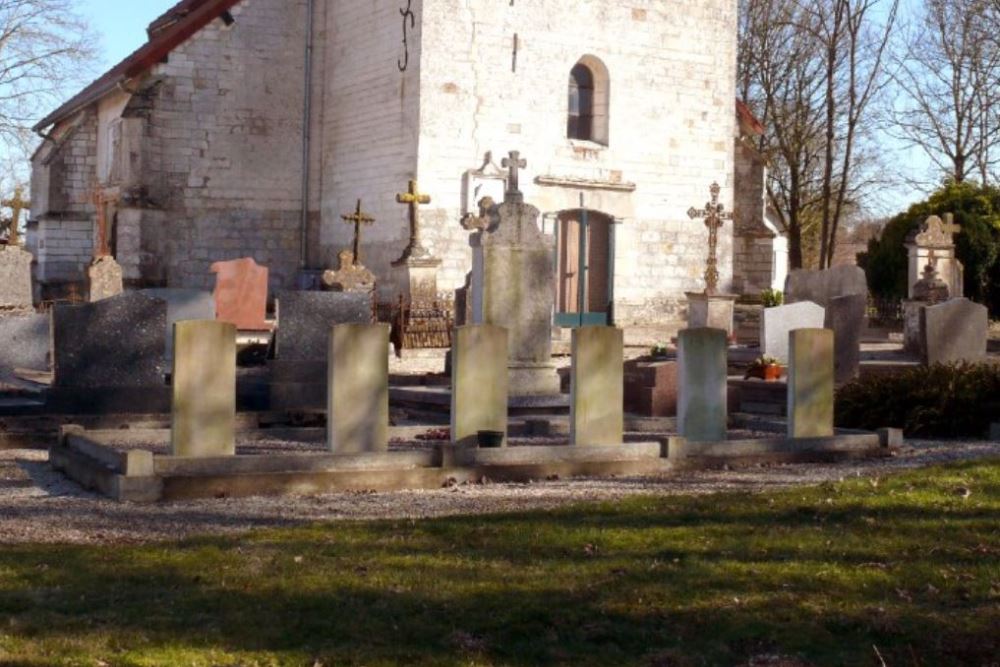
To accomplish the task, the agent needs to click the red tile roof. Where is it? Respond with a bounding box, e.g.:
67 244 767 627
736 99 765 136
33 0 243 132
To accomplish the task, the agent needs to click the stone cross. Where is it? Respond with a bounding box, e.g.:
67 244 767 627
502 150 527 196
341 199 375 266
942 213 962 237
393 179 433 266
687 182 732 295
1 186 30 246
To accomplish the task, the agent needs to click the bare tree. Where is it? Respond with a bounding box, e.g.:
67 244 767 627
0 0 94 156
890 0 1000 185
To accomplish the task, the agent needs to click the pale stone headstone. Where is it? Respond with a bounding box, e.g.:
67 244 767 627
784 265 867 309
211 257 269 330
327 323 390 454
678 327 728 442
570 326 624 446
87 256 124 302
472 190 559 396
0 245 33 313
171 320 236 457
787 328 834 439
451 325 509 447
142 289 215 361
826 294 866 385
921 298 988 365
760 301 825 363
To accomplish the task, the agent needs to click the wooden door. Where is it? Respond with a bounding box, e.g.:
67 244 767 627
555 211 613 327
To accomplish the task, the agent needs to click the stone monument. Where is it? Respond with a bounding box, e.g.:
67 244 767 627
906 214 963 299
760 301 826 364
171 320 237 458
903 255 950 356
87 255 123 302
211 257 269 330
323 199 377 293
784 265 867 308
686 182 738 336
0 245 33 314
921 298 988 365
471 151 560 396
392 180 441 303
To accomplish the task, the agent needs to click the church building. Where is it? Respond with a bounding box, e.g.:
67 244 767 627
29 0 778 331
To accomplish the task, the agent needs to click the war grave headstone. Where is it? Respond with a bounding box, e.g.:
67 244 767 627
787 328 834 439
50 292 169 412
471 151 561 396
87 255 124 302
826 293 866 385
785 265 867 309
171 320 237 457
451 325 509 448
328 324 390 454
270 291 373 410
571 326 625 447
678 327 728 442
921 298 988 365
760 301 825 364
211 257 269 330
141 289 215 361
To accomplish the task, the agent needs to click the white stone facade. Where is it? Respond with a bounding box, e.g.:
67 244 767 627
32 0 739 329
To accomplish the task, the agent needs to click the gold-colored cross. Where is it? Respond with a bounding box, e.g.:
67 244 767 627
341 199 375 266
393 179 433 266
687 182 733 296
1 186 30 246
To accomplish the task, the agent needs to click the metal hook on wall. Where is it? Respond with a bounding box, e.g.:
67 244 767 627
398 0 415 72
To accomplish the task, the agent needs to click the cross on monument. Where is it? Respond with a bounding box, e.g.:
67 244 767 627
341 199 375 266
1 186 30 246
687 182 732 295
502 150 527 198
392 179 433 266
942 213 962 238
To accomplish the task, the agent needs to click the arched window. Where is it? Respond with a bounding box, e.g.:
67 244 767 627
567 56 610 145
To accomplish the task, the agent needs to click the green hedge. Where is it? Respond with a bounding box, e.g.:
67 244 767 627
835 363 1000 438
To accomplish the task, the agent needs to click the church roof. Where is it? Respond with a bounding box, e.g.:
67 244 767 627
33 0 243 132
736 100 765 137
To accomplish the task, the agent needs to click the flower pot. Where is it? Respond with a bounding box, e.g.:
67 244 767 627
477 430 505 448
762 364 784 381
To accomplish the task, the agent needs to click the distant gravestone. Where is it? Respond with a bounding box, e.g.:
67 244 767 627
87 256 124 302
142 289 215 361
570 326 625 447
327 324 390 454
0 313 49 371
52 292 167 388
678 327 728 442
275 291 372 361
0 245 33 313
784 265 867 309
451 325 509 448
211 257 269 330
787 328 834 439
921 298 988 365
760 301 825 364
171 320 236 457
826 294 866 385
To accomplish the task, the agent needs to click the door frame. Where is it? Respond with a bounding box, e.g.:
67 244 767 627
551 207 617 328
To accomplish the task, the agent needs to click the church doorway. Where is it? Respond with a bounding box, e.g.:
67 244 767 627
554 209 615 327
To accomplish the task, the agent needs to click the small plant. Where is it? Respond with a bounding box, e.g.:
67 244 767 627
650 343 670 358
761 288 784 308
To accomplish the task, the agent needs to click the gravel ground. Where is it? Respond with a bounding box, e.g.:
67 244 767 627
0 439 997 546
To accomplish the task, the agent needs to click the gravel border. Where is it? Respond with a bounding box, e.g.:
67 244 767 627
1 439 997 545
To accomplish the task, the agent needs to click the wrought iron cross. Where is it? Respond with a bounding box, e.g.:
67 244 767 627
1 186 29 246
341 199 375 265
502 150 527 195
687 182 732 295
393 179 432 265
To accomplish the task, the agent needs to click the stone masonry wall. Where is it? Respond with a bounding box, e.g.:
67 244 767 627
412 0 738 329
142 0 310 290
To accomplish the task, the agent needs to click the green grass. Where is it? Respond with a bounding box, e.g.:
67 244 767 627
1 461 998 667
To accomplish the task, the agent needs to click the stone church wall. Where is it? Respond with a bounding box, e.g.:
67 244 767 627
140 0 311 290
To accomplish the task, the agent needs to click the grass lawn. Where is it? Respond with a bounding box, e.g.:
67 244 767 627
0 460 998 667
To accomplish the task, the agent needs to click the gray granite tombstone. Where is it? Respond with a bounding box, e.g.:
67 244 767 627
0 312 50 372
760 301 825 364
50 292 169 412
825 294 867 385
0 245 33 313
270 291 373 410
784 265 867 308
141 289 215 361
921 298 988 365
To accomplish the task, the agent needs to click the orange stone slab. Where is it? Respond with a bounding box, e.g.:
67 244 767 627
211 258 269 330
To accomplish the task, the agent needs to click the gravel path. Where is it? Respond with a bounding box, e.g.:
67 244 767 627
1 439 997 546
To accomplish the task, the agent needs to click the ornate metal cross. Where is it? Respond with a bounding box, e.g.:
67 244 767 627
341 199 375 265
1 186 30 246
687 182 732 295
502 150 527 196
393 179 432 265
